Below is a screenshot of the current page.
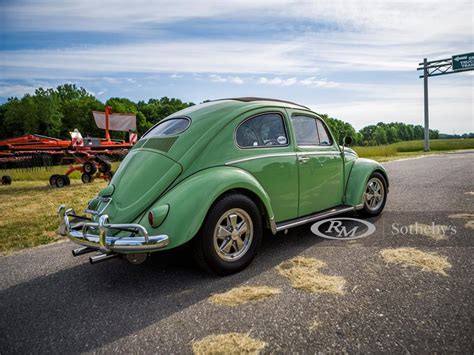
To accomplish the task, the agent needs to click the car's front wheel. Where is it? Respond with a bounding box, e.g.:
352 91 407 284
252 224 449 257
360 172 387 217
193 193 262 275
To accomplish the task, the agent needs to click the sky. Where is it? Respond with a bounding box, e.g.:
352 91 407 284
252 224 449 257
0 0 473 133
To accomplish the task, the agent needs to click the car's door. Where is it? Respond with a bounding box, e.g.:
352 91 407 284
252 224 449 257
229 110 299 222
288 110 344 216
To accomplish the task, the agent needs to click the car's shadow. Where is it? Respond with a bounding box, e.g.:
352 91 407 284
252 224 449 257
0 226 325 353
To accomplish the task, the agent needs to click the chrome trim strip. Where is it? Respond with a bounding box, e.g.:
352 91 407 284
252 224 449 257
58 205 169 253
84 197 111 216
225 152 296 165
275 206 355 232
225 151 343 165
297 151 341 156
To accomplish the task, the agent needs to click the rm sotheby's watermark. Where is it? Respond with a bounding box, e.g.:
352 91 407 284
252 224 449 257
311 217 458 241
311 217 376 240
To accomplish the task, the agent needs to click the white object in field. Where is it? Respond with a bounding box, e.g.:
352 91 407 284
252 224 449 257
70 129 84 147
92 111 137 132
129 132 138 144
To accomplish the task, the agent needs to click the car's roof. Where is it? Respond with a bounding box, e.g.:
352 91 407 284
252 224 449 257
167 98 312 122
212 97 310 110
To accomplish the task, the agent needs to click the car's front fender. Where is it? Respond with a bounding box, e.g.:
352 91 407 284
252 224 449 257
138 166 275 250
344 158 389 207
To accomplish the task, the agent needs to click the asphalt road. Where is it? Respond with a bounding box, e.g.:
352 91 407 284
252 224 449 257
1 152 473 354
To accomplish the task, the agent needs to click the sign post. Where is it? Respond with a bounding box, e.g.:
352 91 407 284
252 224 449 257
417 52 474 151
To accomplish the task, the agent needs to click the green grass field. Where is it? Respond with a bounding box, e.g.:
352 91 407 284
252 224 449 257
353 138 474 161
0 162 120 181
0 180 106 254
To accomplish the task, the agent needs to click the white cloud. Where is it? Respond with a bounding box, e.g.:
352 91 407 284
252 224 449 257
208 75 244 84
258 77 297 86
1 0 472 133
299 76 339 88
0 83 41 97
228 76 244 84
258 76 338 87
0 40 308 76
309 78 474 133
209 74 227 83
2 1 470 44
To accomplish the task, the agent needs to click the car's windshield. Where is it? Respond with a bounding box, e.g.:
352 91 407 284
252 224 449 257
145 118 190 138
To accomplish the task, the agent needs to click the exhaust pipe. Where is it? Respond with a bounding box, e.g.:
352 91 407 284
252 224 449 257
89 253 119 264
72 247 95 257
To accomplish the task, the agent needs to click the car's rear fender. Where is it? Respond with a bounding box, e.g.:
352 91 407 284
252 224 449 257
138 166 275 250
344 158 389 207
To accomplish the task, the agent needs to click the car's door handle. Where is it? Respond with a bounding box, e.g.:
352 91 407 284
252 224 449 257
298 156 310 163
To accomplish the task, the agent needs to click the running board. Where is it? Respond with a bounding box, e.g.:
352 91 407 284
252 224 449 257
275 205 355 232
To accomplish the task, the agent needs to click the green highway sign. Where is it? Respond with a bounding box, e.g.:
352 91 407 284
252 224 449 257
452 52 474 70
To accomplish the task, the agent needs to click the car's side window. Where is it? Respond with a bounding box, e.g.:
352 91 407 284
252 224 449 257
316 119 333 146
291 116 320 146
236 113 288 148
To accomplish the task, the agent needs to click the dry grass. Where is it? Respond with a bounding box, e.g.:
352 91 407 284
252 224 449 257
448 213 474 219
465 221 474 230
192 333 267 355
308 320 320 332
447 214 474 231
276 256 346 295
408 223 449 241
0 180 106 254
381 248 451 276
209 286 281 306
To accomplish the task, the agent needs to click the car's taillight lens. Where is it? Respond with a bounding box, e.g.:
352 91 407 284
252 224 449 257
148 211 154 226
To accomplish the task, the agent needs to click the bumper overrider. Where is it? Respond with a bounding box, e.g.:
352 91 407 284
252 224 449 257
58 204 169 259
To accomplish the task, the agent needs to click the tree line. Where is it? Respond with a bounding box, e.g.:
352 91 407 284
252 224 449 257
0 84 193 140
0 83 446 145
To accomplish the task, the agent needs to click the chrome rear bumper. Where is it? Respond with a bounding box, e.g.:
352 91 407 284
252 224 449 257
58 205 169 253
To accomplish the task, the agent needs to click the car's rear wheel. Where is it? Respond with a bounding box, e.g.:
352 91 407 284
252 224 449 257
193 194 262 275
360 172 387 217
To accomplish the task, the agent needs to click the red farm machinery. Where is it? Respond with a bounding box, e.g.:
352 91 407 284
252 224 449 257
0 106 137 187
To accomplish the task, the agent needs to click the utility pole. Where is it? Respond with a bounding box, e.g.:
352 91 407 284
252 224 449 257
423 58 430 151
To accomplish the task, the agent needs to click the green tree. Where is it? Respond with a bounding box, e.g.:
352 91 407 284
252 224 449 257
373 126 388 145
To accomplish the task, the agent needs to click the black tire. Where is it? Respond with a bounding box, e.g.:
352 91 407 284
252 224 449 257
55 175 70 188
99 161 111 173
81 173 94 184
359 172 387 217
192 193 262 275
83 161 97 174
49 174 59 186
1 175 12 185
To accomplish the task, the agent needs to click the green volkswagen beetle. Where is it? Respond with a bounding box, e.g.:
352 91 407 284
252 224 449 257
58 97 388 274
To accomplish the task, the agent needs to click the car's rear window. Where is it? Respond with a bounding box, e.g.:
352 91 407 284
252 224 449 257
145 118 190 138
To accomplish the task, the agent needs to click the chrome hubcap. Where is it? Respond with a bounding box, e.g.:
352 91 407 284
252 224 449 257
213 208 253 262
365 177 385 211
